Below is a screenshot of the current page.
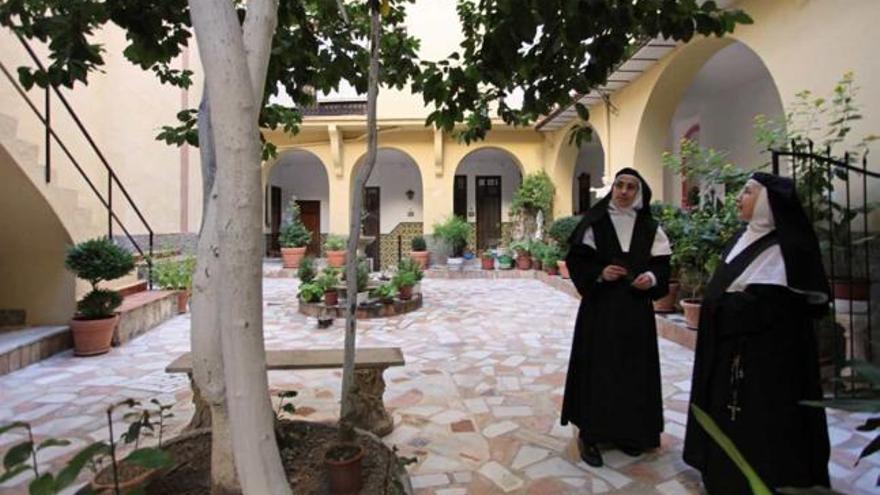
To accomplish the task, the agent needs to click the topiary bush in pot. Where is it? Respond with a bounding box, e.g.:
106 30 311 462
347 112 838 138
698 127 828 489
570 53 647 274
279 199 313 269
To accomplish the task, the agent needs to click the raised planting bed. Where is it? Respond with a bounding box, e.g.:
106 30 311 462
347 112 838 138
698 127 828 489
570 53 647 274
298 293 423 319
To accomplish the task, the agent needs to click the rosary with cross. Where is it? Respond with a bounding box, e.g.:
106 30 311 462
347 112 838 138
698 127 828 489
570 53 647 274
727 354 745 421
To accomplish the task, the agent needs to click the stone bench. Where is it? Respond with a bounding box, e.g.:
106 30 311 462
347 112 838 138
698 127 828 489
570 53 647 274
166 347 405 437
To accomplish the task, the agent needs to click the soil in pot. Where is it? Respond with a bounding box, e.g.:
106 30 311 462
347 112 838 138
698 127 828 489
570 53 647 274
142 421 406 495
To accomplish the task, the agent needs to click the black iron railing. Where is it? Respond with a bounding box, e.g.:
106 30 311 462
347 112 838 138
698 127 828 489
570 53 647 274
0 34 154 287
772 141 879 395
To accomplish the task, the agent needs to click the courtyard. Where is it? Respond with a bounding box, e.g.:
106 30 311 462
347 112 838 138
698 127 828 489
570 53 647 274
1 276 879 494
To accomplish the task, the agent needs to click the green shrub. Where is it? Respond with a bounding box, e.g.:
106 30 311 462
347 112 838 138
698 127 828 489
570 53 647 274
315 267 340 292
323 235 346 251
370 282 397 300
297 282 323 303
65 238 135 319
297 256 316 283
411 235 427 251
279 199 312 248
541 245 561 267
397 257 424 282
432 216 472 257
152 255 195 291
341 258 370 292
548 215 582 253
509 240 532 255
512 171 555 216
392 270 417 289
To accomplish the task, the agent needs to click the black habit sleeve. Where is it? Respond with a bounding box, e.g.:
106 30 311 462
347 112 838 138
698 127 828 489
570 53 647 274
565 243 604 299
646 254 671 301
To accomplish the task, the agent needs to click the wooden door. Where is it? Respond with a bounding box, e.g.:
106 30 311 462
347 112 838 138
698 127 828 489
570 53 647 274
475 176 501 250
268 186 282 256
363 187 380 266
454 175 468 219
296 200 321 255
577 173 591 214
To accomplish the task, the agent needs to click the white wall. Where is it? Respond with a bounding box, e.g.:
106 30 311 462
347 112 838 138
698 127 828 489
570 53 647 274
571 142 605 213
455 150 522 223
363 150 423 233
268 151 330 232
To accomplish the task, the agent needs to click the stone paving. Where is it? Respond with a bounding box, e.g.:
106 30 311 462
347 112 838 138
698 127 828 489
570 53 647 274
2 277 880 494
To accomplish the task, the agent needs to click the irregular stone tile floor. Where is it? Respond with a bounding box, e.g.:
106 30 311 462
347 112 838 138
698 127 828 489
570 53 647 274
2 277 880 494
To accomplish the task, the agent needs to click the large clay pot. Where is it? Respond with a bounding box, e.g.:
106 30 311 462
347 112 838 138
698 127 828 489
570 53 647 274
325 443 365 495
325 250 347 268
516 255 532 270
832 277 870 301
398 285 413 301
324 290 339 307
653 281 680 313
410 250 430 269
280 246 307 269
680 298 702 330
481 256 495 270
176 292 189 314
70 315 119 356
557 260 570 279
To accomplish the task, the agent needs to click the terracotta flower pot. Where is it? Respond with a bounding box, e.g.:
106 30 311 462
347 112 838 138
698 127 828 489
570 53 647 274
176 291 189 314
325 250 347 268
280 246 307 269
481 257 495 270
398 285 413 300
832 277 870 301
516 255 532 270
325 443 365 495
557 260 570 279
533 259 543 271
680 298 702 330
653 281 680 313
545 265 558 276
410 250 430 269
70 315 119 356
324 290 339 307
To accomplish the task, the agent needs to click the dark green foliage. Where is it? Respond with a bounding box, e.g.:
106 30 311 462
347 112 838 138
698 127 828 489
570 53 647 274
298 282 323 303
391 270 416 289
323 235 346 252
397 257 423 282
370 282 397 301
512 171 555 216
315 267 340 292
152 254 196 291
275 390 299 419
410 235 427 251
279 200 312 248
548 215 582 253
76 289 123 320
297 256 316 283
433 216 472 257
65 238 135 290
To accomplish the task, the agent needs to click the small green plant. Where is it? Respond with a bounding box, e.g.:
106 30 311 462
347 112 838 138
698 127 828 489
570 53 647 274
396 257 423 282
315 267 340 293
662 138 751 208
410 235 427 252
541 245 561 268
370 282 397 301
151 254 195 292
274 390 298 420
651 202 688 278
509 240 532 255
392 270 417 289
512 171 555 216
481 250 495 260
296 256 316 283
548 215 582 254
497 254 514 269
279 199 312 248
65 238 135 320
323 235 346 252
298 282 323 303
433 215 472 257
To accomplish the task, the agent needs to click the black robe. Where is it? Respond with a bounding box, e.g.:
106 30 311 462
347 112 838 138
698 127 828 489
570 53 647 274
561 213 671 449
683 231 831 493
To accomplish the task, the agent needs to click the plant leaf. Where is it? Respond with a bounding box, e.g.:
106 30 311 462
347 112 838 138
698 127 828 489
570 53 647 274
4 441 34 470
690 404 773 495
28 473 55 495
800 399 880 413
857 417 880 432
0 464 30 484
858 434 880 465
55 442 110 490
0 422 29 436
36 438 71 451
125 448 172 469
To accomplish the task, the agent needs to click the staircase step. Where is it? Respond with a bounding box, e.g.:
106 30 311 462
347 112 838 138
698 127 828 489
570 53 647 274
0 326 71 376
114 290 178 346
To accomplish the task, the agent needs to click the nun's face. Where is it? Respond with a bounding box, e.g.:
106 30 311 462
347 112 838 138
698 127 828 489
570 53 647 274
612 175 640 209
736 182 759 221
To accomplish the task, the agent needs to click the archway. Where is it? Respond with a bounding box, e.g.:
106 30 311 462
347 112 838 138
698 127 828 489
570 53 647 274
453 148 523 250
569 132 606 214
266 149 330 256
352 149 423 270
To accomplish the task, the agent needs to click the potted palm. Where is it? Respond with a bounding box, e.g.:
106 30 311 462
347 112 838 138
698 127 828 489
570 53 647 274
65 238 135 356
433 215 472 270
409 235 430 269
549 215 581 279
323 235 347 268
152 254 196 314
279 199 313 269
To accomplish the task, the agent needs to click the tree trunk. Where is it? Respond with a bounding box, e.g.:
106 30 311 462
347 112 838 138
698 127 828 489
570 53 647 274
340 0 381 444
187 1 289 494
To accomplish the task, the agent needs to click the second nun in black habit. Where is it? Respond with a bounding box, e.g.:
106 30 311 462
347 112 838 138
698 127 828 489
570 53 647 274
683 173 831 493
561 168 671 467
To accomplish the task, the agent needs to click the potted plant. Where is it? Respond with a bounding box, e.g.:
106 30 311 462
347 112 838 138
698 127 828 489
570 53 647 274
409 235 430 269
549 215 582 279
370 282 397 304
297 282 323 303
297 256 317 283
392 270 417 300
480 250 495 270
342 258 371 304
279 199 313 269
433 215 472 269
152 254 196 314
511 171 555 241
542 247 561 276
510 240 533 270
397 257 424 293
497 252 514 270
650 203 686 313
316 268 341 306
323 235 347 268
65 238 135 356
324 442 366 494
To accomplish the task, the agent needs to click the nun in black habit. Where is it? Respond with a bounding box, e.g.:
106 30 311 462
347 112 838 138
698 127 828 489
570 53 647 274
561 168 672 467
683 172 831 493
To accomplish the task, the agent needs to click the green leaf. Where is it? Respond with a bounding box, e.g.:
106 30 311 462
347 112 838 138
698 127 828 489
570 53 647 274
28 473 56 495
0 464 31 484
0 422 30 436
800 399 880 414
125 448 172 469
856 417 880 432
689 404 774 495
37 438 71 451
4 441 34 470
55 442 109 490
858 435 880 464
